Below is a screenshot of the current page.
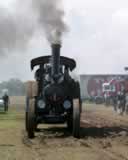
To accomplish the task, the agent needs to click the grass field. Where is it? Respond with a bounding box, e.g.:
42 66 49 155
0 96 25 129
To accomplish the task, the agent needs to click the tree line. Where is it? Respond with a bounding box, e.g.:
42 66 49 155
0 78 26 96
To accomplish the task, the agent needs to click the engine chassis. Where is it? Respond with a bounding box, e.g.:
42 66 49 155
26 47 81 138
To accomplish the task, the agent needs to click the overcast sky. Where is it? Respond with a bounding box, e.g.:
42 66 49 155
0 0 128 81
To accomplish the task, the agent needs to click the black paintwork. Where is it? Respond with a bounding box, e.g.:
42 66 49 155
31 56 76 71
30 44 80 124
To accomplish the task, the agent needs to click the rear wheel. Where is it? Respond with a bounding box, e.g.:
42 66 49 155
25 97 29 131
67 114 73 130
25 81 38 133
73 98 80 138
126 105 128 115
26 81 38 98
27 99 36 139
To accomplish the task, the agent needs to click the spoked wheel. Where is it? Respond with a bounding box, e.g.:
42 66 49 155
73 98 80 138
27 99 36 139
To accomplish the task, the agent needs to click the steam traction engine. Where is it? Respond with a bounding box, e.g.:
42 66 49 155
25 44 81 138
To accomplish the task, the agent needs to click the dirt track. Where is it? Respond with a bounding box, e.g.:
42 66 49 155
0 97 128 160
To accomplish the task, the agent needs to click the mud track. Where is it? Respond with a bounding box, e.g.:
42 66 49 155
0 98 128 160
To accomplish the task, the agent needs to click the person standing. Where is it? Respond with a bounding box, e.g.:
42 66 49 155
117 89 126 115
2 93 10 112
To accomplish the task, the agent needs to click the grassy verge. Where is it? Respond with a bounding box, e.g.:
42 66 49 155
0 106 24 129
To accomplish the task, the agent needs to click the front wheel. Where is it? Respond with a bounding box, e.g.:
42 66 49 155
73 98 80 138
27 99 36 138
67 114 73 130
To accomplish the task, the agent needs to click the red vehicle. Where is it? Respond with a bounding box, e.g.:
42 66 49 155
80 75 128 102
102 78 128 96
102 78 128 105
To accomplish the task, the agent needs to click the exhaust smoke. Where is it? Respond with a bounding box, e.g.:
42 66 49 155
0 6 37 56
31 0 68 44
0 0 68 56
